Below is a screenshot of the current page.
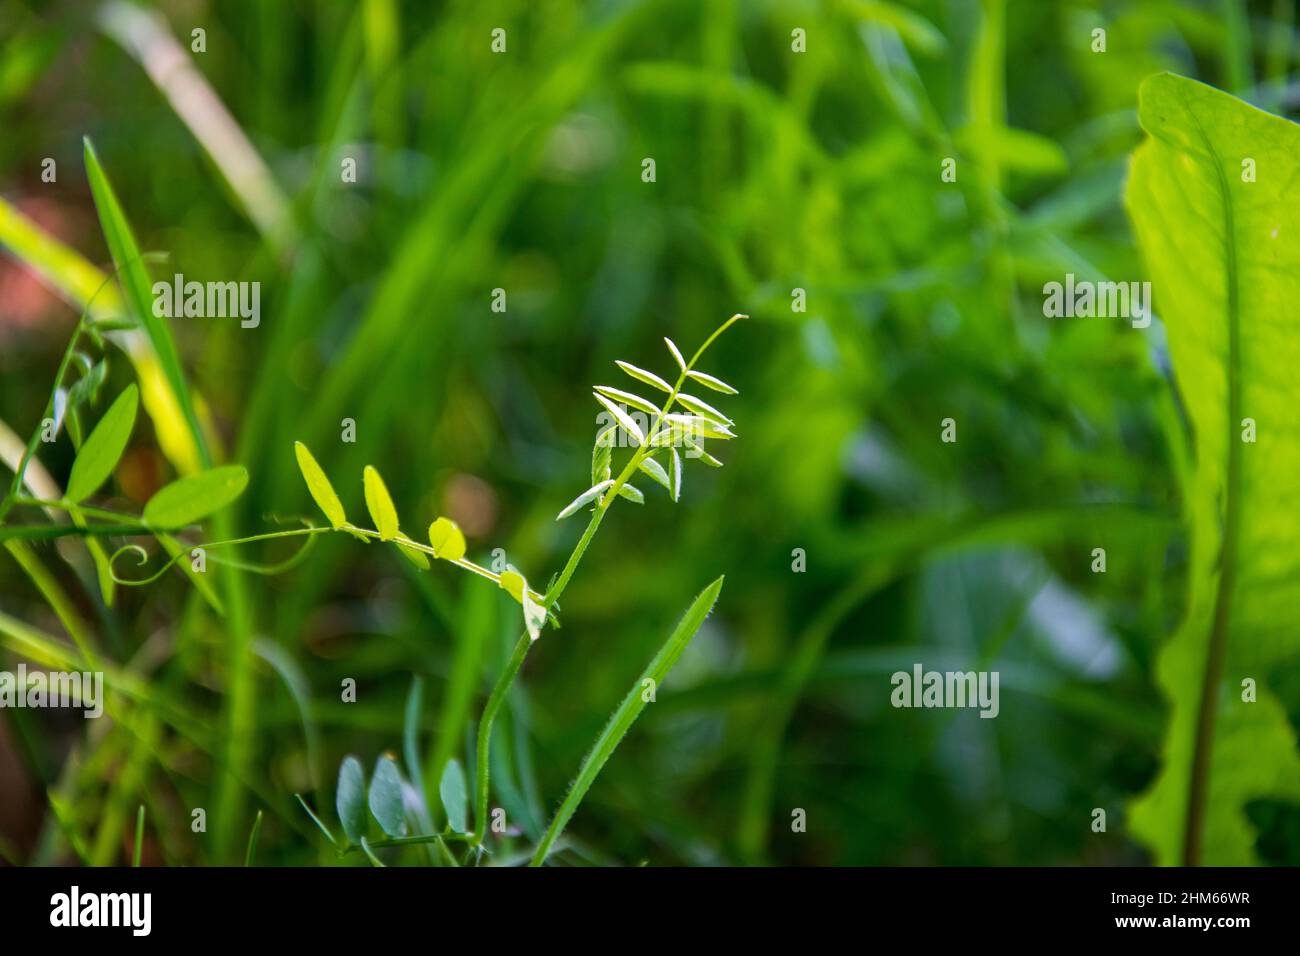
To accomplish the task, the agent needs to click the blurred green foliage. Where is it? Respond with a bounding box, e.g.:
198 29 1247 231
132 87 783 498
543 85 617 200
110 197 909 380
1 0 1298 866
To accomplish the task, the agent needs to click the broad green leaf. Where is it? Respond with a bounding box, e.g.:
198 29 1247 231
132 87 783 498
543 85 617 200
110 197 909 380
617 482 644 504
336 755 367 844
368 755 408 838
668 447 682 501
294 442 346 529
427 517 466 561
685 369 738 395
363 465 399 540
594 385 662 417
638 456 670 492
593 393 645 446
592 425 615 484
531 575 725 865
142 465 248 528
439 758 468 833
556 479 613 520
1125 72 1300 865
65 384 137 503
676 392 733 426
664 336 686 370
616 360 672 394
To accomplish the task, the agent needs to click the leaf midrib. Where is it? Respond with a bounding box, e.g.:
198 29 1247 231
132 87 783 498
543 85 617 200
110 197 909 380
1179 88 1243 867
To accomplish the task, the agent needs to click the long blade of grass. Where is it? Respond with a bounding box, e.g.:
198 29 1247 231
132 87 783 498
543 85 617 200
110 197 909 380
97 1 297 257
83 137 209 471
529 575 724 866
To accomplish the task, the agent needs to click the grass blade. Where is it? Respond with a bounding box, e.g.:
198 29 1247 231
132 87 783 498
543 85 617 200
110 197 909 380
530 575 724 865
83 137 209 470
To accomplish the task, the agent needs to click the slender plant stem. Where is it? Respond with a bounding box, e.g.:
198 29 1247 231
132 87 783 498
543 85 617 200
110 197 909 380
466 314 745 848
0 319 86 523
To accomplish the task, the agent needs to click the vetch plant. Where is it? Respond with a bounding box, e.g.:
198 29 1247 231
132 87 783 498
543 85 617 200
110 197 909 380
287 313 746 864
0 137 745 864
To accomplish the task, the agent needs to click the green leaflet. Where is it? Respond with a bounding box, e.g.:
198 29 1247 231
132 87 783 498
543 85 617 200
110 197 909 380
368 755 407 838
664 336 686 370
615 360 672 394
1126 73 1300 865
593 393 645 445
530 575 724 865
395 540 430 570
363 465 399 540
676 392 733 426
143 465 249 528
294 442 346 529
556 479 613 520
427 517 466 561
592 425 615 484
439 758 469 834
65 384 138 503
336 755 367 844
498 567 545 640
594 385 662 417
668 447 682 501
685 369 737 395
638 455 670 492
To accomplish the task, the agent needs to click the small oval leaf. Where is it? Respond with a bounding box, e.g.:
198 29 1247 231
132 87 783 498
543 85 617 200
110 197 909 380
439 758 469 834
66 384 138 503
336 756 367 844
143 465 248 528
617 483 644 504
368 755 408 838
427 517 467 561
294 442 346 529
363 465 399 540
